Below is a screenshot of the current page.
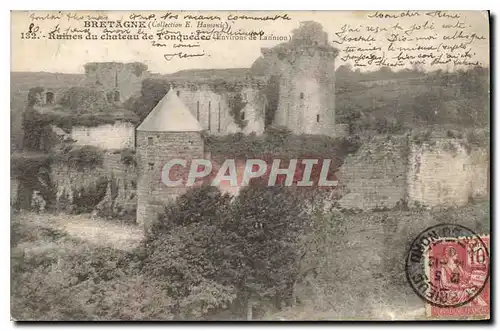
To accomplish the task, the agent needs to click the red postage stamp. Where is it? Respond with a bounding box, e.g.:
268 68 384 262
425 234 490 318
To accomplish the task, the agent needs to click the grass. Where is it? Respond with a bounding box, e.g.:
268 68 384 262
264 199 490 320
12 211 143 251
10 198 490 320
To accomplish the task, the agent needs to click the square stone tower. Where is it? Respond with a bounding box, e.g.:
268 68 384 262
136 88 204 230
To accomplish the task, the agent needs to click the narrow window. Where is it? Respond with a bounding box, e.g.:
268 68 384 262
148 162 154 170
208 101 211 131
241 111 245 121
45 92 54 104
316 114 320 123
300 92 304 100
197 101 200 120
114 90 120 102
148 136 153 145
176 90 180 97
218 102 221 133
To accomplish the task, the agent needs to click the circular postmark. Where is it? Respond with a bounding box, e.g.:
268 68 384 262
405 223 490 308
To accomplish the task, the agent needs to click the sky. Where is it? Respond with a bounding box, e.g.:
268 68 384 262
11 10 490 74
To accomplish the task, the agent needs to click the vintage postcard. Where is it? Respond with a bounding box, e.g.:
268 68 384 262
10 10 490 321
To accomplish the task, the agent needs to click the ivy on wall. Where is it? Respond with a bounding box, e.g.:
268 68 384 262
53 145 105 170
120 148 136 167
228 93 248 129
131 62 148 77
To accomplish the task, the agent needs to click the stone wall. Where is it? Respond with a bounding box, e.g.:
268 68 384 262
176 84 266 135
71 121 135 150
337 135 490 211
334 124 349 138
136 130 205 229
83 62 148 102
94 153 137 220
469 148 490 199
51 152 137 218
225 86 266 135
407 139 489 207
337 135 409 210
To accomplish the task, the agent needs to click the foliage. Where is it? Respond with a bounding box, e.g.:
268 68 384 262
41 111 140 130
27 86 45 106
83 61 148 77
227 185 309 309
264 125 292 144
227 93 248 129
131 62 148 77
335 66 489 133
59 87 109 112
144 186 236 319
11 152 52 178
11 197 490 320
466 129 489 148
11 215 146 320
54 145 105 170
22 106 46 151
152 185 232 231
124 78 170 121
374 117 404 135
291 21 329 46
337 105 361 135
205 129 355 170
120 148 136 167
11 152 57 211
411 129 432 146
71 176 109 214
144 184 310 319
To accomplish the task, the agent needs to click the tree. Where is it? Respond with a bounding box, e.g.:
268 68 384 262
143 184 309 319
124 79 170 121
144 186 236 320
291 21 328 46
227 185 308 314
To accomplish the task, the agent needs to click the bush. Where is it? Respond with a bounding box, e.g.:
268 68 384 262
55 145 105 170
466 129 489 148
11 152 52 178
374 117 404 134
41 111 140 130
228 93 248 129
228 185 309 311
206 129 349 165
120 148 136 167
145 186 236 319
11 237 143 320
71 176 109 214
59 87 109 112
124 79 170 121
143 184 310 319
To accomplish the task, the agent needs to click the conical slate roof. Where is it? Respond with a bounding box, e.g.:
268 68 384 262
137 89 203 132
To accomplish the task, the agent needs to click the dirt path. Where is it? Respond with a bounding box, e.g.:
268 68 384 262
27 213 144 251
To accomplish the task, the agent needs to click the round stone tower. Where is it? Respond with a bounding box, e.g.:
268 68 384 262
255 21 338 136
136 88 204 230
